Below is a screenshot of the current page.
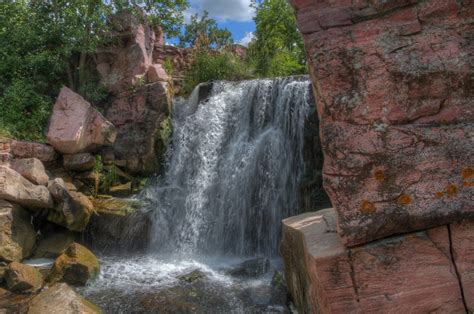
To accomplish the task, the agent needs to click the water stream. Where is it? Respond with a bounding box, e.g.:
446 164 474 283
81 76 313 313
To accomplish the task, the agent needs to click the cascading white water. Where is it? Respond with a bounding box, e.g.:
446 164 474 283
142 76 312 256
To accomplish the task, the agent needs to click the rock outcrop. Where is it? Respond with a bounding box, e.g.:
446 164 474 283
282 208 473 313
0 166 53 209
0 200 36 263
47 87 117 155
47 243 100 286
289 0 474 246
283 1 474 312
4 262 43 293
63 153 96 172
96 11 172 174
27 283 100 314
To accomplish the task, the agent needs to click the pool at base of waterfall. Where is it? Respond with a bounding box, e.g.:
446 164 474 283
79 255 290 313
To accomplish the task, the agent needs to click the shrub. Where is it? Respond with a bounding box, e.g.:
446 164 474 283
183 49 254 94
0 80 51 141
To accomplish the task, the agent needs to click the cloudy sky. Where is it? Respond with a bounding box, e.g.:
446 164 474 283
169 0 256 46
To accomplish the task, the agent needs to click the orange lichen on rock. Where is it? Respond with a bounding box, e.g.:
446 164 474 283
464 181 474 187
461 167 474 179
397 194 412 205
374 170 385 182
446 184 458 197
436 192 445 198
360 200 376 214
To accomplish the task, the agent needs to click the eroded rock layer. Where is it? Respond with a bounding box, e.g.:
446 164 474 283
282 208 473 313
289 0 474 246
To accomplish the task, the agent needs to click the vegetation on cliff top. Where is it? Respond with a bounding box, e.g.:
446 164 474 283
0 0 305 140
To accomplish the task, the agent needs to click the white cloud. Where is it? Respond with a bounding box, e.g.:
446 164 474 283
187 0 255 22
238 32 255 47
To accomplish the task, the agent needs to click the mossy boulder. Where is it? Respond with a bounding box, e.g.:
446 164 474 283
47 243 99 286
4 262 43 293
27 283 101 314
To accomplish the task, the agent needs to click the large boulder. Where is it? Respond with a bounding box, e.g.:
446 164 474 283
289 0 474 246
27 283 101 314
47 243 99 286
47 87 117 155
10 141 57 162
0 200 36 263
10 158 49 186
4 262 43 293
281 208 472 313
46 178 93 232
0 166 53 209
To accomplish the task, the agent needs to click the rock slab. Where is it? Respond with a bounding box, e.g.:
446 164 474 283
47 86 117 155
281 208 472 313
10 141 57 162
10 158 49 186
0 166 53 209
289 0 474 246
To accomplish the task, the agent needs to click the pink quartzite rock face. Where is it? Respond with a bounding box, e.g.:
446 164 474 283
290 0 474 246
96 11 172 174
281 208 473 313
47 87 117 155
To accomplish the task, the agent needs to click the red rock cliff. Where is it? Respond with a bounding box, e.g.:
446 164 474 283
290 0 474 247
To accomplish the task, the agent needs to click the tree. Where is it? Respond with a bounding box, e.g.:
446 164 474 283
0 0 189 140
179 11 233 49
247 0 306 77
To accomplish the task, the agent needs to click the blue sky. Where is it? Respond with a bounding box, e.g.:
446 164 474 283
168 0 256 46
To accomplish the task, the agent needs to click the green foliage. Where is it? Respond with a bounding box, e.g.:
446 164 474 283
183 50 254 94
163 58 174 77
0 80 51 141
0 0 189 140
93 155 104 174
179 11 233 49
100 165 120 192
248 0 307 77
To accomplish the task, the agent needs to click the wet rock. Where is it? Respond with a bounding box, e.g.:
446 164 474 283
84 201 150 254
4 262 43 293
178 270 205 283
34 230 76 259
47 243 100 286
229 258 270 277
10 158 49 186
10 141 57 162
290 0 474 246
63 153 96 172
0 287 35 313
47 87 117 154
47 178 93 232
27 283 101 314
281 208 469 313
0 200 36 263
0 166 53 209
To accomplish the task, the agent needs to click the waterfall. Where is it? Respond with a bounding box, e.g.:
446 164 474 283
142 76 312 256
